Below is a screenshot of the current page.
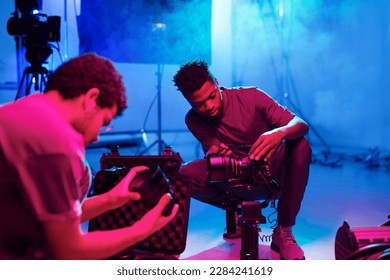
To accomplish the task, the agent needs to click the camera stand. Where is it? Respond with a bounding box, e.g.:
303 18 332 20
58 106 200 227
239 201 266 260
15 65 51 101
223 195 242 239
218 177 279 259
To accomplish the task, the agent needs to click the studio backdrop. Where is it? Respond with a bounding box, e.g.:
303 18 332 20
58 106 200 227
77 0 212 65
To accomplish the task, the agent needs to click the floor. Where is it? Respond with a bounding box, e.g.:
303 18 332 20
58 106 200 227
179 157 390 260
86 139 390 260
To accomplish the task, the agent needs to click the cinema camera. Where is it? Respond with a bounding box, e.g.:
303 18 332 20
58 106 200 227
207 144 280 205
7 10 61 68
208 154 271 185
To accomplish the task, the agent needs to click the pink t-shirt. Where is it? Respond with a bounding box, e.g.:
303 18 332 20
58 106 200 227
0 94 88 259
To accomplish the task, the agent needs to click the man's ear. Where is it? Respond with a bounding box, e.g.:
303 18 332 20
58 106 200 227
83 88 100 111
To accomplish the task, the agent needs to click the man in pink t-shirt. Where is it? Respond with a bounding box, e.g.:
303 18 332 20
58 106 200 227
0 53 178 259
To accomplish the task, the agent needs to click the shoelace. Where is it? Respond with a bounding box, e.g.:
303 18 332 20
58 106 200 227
280 227 297 245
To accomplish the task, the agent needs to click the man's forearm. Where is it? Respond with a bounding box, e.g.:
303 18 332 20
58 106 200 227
81 195 112 223
276 116 309 141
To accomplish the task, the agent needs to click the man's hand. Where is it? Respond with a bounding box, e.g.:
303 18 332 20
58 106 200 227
249 130 284 161
205 143 233 157
249 116 309 161
134 193 179 236
106 166 149 209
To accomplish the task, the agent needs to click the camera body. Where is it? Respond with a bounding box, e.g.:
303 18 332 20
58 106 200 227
206 144 280 205
7 12 61 67
7 13 61 44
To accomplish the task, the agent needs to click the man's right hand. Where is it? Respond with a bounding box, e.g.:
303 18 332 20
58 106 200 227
205 143 232 157
135 193 179 236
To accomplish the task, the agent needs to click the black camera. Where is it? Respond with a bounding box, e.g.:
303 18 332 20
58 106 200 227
207 150 280 206
207 154 272 186
7 13 61 44
129 165 174 216
7 12 61 68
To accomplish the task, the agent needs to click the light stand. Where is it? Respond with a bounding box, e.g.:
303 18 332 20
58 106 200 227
139 64 169 155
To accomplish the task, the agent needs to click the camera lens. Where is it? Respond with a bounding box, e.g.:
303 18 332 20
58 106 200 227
207 154 256 183
207 154 242 182
129 165 174 216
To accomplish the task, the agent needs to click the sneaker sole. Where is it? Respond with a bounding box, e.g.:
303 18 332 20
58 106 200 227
270 242 305 260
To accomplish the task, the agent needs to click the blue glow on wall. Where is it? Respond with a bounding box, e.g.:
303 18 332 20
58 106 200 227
77 0 212 65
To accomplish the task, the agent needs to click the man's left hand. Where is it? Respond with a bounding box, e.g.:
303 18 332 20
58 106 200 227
248 130 284 161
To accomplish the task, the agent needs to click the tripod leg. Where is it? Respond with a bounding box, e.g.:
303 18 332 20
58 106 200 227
40 73 46 92
26 75 34 96
15 70 28 101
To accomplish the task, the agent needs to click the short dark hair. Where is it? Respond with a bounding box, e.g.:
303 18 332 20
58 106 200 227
45 52 127 115
173 60 215 98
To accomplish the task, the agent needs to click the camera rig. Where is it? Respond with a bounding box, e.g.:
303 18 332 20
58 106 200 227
206 144 280 259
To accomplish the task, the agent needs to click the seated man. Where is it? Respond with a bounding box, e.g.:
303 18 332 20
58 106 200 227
173 60 311 260
0 53 178 259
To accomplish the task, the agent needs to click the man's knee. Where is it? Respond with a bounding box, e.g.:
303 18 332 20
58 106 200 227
296 137 312 156
287 137 312 166
179 159 207 177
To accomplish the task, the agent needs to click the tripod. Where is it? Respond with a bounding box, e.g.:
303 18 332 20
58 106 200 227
14 65 51 101
139 64 169 155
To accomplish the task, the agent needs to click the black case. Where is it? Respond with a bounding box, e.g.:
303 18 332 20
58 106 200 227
88 147 191 257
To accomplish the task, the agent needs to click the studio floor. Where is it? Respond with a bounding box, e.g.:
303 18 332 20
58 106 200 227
86 141 390 260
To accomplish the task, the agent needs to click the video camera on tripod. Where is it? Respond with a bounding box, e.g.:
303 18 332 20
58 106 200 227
7 1 61 99
7 12 61 68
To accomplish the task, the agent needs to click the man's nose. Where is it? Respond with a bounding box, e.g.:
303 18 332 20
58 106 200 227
204 101 213 111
